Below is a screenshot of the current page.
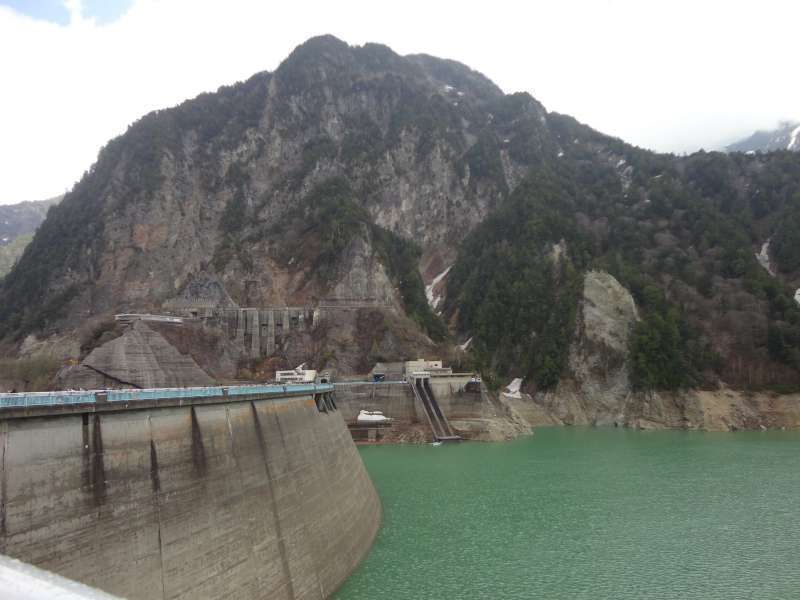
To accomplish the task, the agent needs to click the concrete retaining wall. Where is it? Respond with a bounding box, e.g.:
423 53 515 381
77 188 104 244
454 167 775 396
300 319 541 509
0 395 380 599
334 379 486 424
334 383 418 423
428 376 485 419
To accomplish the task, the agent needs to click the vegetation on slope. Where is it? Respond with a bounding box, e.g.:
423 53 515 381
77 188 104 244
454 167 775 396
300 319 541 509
0 233 33 279
449 128 800 391
446 166 587 390
300 178 447 341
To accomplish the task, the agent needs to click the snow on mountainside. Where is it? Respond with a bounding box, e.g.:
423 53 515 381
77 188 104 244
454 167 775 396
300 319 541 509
727 121 800 153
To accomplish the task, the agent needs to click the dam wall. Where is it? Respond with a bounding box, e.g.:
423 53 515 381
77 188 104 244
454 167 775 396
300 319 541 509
0 393 380 599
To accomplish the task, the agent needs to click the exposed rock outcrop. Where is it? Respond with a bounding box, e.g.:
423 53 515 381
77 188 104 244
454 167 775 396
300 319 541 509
164 272 238 311
625 388 800 431
536 270 638 425
61 321 213 389
519 271 800 431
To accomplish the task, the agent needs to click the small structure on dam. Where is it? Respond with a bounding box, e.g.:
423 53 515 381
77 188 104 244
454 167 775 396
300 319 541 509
0 383 381 599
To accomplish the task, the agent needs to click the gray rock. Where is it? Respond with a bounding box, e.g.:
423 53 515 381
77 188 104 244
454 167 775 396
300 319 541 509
77 321 213 388
537 270 638 425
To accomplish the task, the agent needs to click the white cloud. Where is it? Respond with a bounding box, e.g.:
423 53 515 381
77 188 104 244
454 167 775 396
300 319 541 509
1 0 799 205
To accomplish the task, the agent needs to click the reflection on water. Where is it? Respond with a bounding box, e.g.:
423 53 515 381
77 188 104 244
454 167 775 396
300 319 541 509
336 427 800 599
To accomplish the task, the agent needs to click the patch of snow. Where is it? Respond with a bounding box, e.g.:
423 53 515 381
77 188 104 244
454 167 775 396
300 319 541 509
1 237 8 243
442 84 455 93
615 159 633 192
425 265 452 310
755 239 776 276
503 138 510 143
746 150 756 155
459 337 472 351
503 377 523 399
456 90 464 97
795 288 800 306
452 102 459 106
549 240 567 263
557 150 564 158
788 124 800 151
357 410 390 424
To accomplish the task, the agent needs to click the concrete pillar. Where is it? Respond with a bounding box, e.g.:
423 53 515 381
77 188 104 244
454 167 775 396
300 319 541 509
235 309 245 346
247 308 259 358
267 310 276 355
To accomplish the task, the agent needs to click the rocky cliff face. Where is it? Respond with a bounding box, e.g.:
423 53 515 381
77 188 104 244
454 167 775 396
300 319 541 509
0 37 532 331
537 271 638 425
4 36 800 421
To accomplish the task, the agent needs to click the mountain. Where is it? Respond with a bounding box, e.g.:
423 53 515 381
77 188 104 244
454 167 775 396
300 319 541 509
4 35 800 406
0 195 61 277
726 121 800 153
0 196 60 243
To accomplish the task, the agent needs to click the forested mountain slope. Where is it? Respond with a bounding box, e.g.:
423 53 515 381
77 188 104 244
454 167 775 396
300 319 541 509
0 196 61 278
3 35 800 395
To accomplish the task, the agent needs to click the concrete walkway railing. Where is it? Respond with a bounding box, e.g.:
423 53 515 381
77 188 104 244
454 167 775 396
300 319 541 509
0 383 334 409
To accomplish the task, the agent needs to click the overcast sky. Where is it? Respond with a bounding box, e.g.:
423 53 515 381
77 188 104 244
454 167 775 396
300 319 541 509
1 0 799 205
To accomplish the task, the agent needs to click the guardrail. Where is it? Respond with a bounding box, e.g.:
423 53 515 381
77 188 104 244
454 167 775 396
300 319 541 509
0 383 333 410
333 381 408 386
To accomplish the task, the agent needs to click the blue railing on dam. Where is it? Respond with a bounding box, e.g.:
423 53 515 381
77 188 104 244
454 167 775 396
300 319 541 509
0 383 333 410
334 381 407 386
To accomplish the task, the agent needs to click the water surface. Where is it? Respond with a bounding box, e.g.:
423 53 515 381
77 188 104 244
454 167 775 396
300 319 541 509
336 427 800 599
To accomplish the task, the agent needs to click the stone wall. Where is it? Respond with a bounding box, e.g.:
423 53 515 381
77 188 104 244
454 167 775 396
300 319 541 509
0 395 380 599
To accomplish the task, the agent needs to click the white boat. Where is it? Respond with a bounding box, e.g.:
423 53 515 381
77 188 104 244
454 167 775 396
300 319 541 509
356 410 391 424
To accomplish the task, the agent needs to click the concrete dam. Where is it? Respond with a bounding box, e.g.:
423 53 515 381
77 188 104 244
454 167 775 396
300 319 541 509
0 384 381 599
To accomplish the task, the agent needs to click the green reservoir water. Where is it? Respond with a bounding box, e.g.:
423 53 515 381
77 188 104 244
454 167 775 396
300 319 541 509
336 428 800 599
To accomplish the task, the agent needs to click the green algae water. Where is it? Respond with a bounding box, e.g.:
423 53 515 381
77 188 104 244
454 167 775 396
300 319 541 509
336 428 800 599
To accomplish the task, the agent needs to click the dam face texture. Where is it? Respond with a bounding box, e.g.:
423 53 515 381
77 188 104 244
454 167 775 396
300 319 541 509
0 395 381 599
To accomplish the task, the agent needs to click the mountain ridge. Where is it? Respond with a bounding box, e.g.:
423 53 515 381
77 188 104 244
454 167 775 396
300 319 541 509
726 121 800 153
4 35 800 402
0 195 62 278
